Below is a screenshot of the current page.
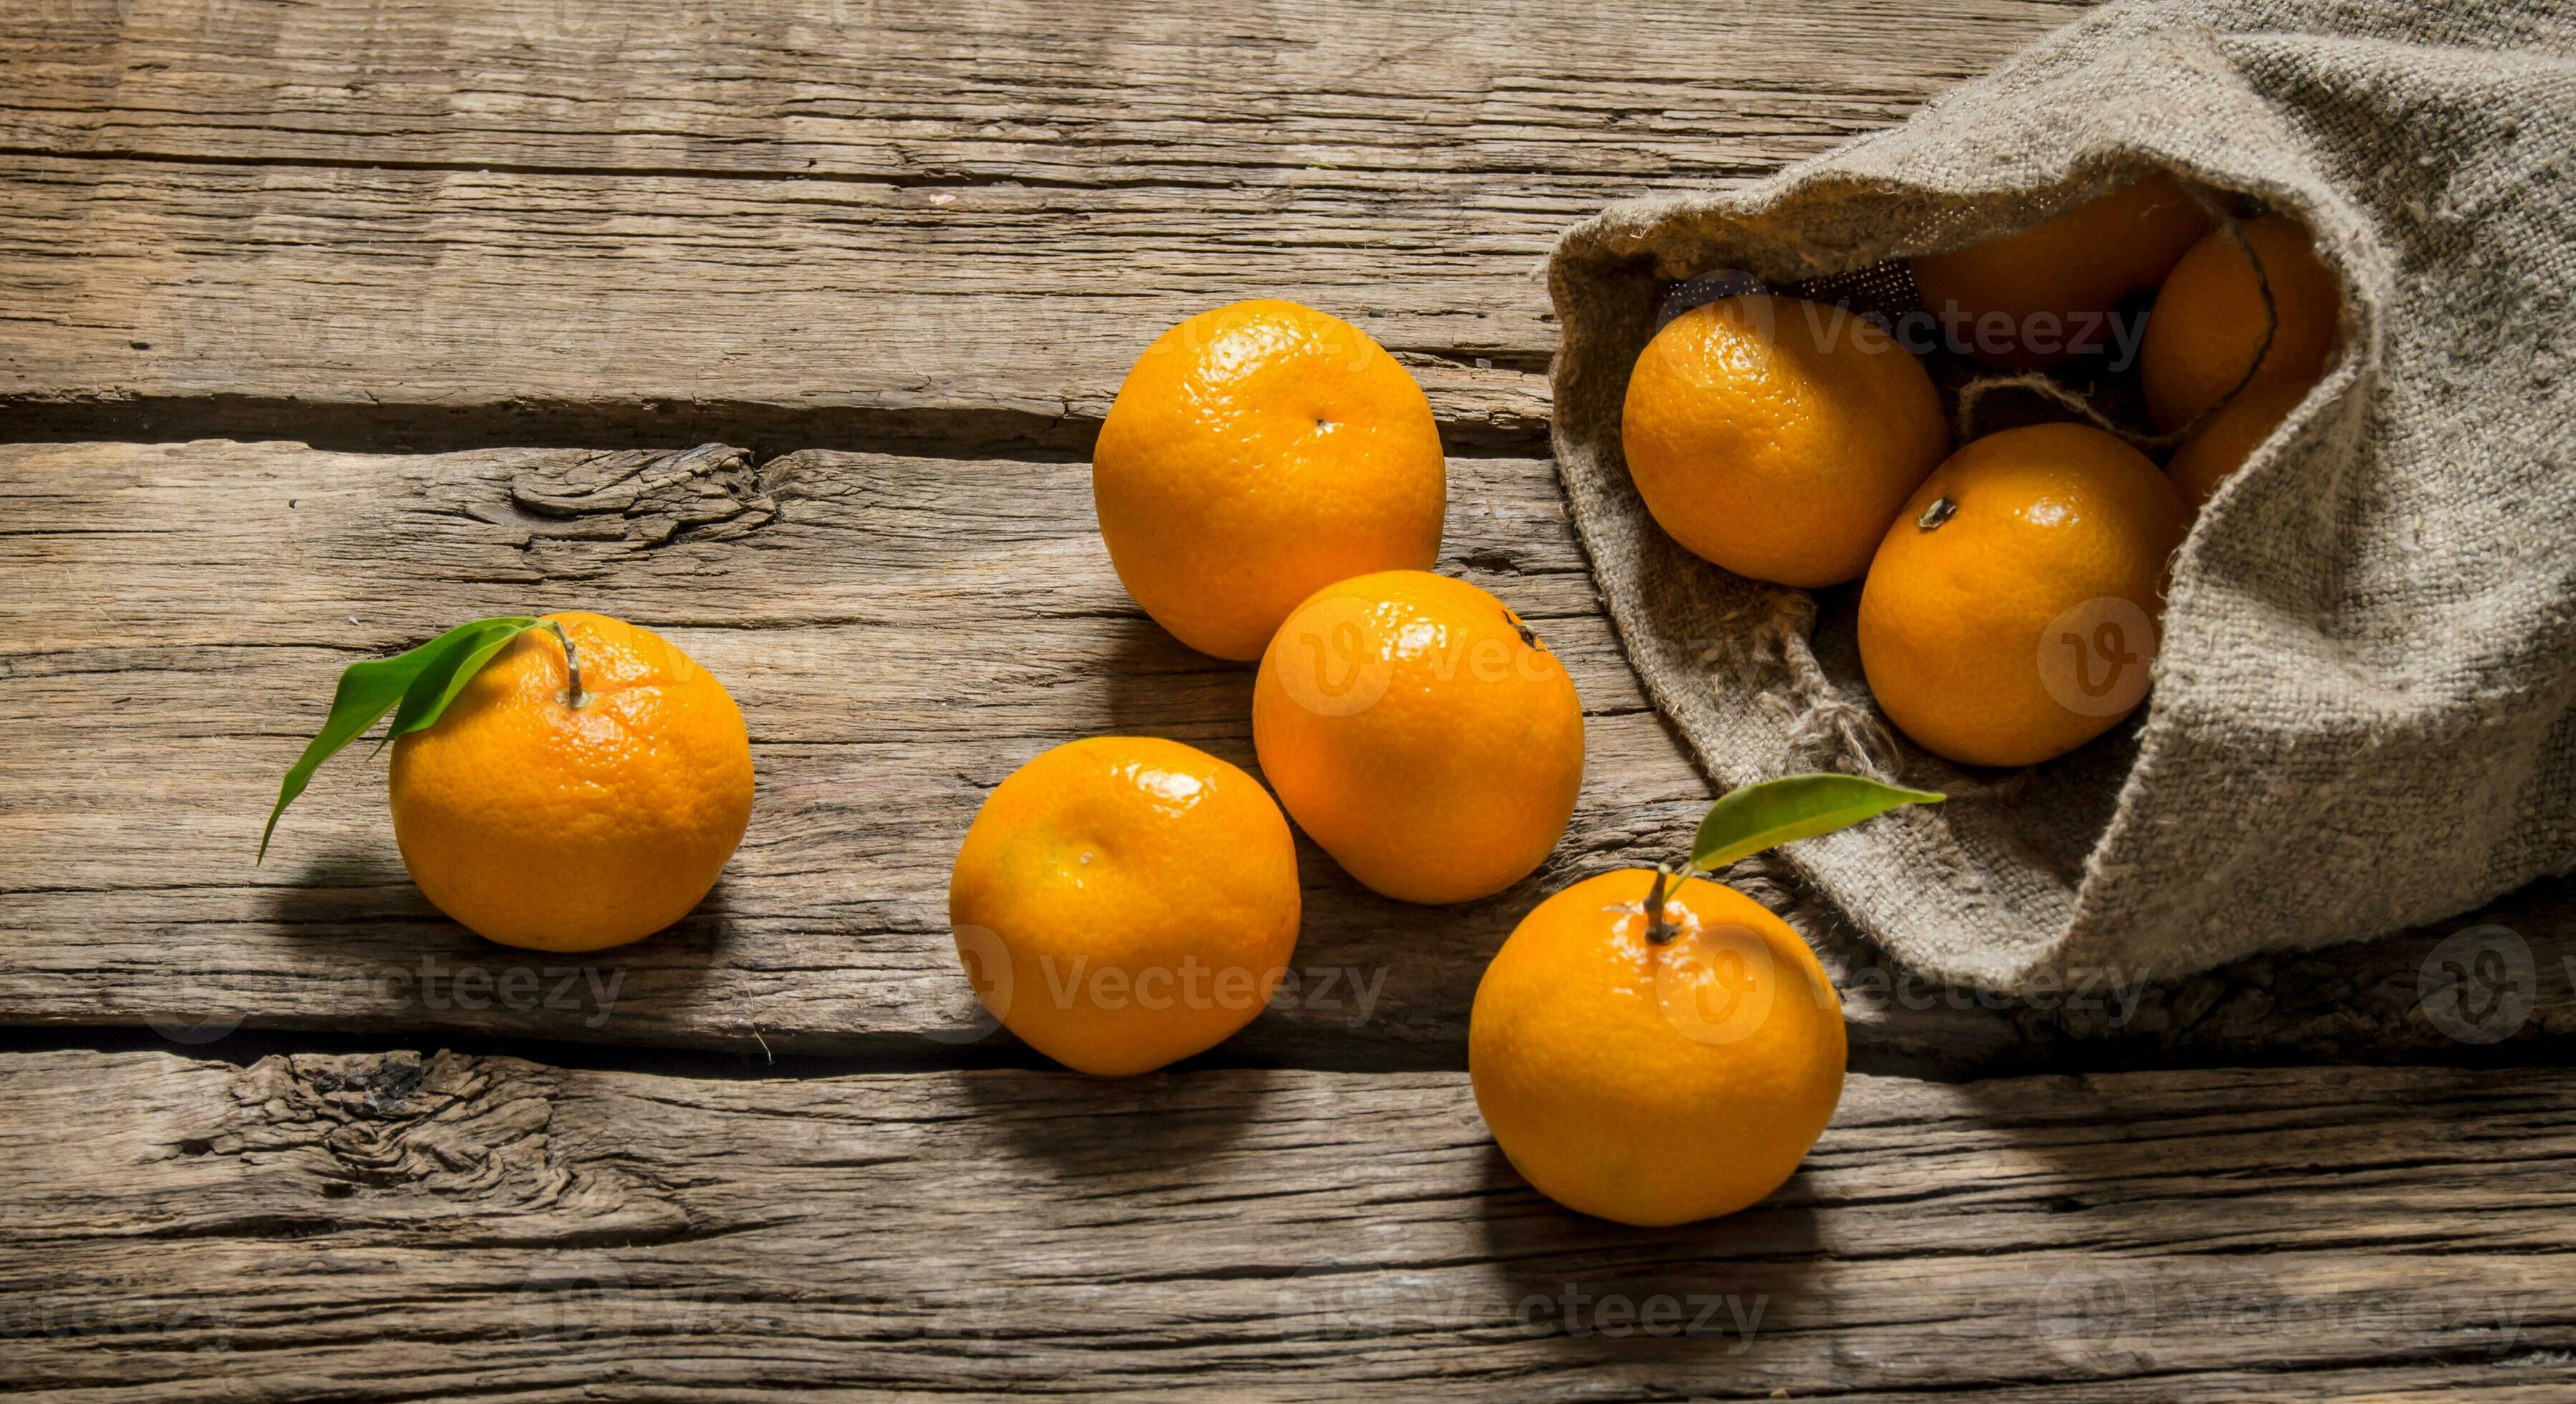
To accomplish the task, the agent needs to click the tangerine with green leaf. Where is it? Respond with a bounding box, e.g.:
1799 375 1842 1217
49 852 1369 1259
1469 774 1938 1226
264 611 753 953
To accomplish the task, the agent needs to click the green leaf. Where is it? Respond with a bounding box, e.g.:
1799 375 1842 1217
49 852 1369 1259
1687 772 1946 874
259 615 541 862
380 617 546 749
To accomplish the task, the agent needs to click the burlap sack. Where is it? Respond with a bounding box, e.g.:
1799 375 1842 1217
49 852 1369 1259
1548 0 2576 989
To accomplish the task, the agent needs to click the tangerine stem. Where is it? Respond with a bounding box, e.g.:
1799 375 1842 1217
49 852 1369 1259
1643 864 1676 946
542 620 587 709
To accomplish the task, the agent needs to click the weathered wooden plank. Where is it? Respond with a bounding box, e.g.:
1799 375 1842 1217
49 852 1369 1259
0 154 1552 448
0 436 1779 1065
1 1051 2569 1398
0 0 2090 443
0 0 2088 175
2 438 2570 1073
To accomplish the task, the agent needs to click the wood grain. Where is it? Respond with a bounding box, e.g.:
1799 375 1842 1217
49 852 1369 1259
0 0 2089 446
3 438 2569 1073
10 4 2562 1394
1 1049 2569 1399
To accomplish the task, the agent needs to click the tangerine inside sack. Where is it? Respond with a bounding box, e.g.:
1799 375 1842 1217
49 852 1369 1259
1620 293 1948 590
1543 0 2576 993
1857 423 2190 769
1908 169 2212 371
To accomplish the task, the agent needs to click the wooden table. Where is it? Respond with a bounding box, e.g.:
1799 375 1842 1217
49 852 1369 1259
5 1 2572 1397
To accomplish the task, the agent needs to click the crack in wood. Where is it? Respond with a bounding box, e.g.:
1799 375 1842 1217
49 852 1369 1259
505 444 781 558
160 1050 696 1246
